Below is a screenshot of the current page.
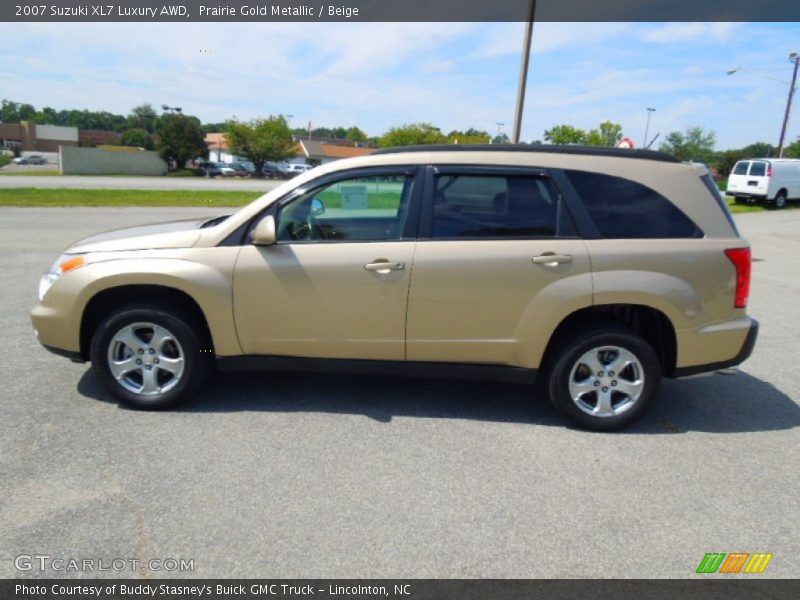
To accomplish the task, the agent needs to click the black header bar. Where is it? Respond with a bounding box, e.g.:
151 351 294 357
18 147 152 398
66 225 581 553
3 0 800 22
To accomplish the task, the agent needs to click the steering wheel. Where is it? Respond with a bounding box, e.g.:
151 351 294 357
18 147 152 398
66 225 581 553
286 215 324 241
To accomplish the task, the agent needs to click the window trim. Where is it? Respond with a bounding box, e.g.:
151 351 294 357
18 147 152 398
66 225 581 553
417 164 583 241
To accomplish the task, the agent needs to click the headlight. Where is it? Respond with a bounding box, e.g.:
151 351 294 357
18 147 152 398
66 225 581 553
38 253 88 301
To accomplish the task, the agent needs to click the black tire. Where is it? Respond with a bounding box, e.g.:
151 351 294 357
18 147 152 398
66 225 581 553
734 196 747 205
772 191 787 209
89 302 212 410
545 324 661 431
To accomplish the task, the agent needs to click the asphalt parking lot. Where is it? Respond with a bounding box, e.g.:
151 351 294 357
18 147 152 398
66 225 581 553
0 206 798 578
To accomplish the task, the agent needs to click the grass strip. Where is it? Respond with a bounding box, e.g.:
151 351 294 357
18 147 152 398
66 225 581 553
0 188 263 207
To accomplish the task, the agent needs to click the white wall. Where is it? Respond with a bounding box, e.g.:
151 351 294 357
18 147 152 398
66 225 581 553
61 147 167 176
36 124 78 143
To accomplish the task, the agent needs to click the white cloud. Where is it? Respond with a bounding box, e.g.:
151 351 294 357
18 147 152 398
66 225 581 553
419 59 456 74
639 23 740 44
475 22 631 58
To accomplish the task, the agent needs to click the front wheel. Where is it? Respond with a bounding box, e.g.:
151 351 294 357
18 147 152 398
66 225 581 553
90 304 212 409
545 325 661 431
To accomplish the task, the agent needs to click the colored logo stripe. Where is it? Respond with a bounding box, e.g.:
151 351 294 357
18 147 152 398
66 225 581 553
744 553 773 573
696 552 772 574
719 553 749 573
697 553 726 573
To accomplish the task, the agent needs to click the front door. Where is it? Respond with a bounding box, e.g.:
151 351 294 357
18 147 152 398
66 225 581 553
233 169 418 361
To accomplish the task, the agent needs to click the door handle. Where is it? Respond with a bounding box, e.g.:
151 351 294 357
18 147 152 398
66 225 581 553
364 260 405 273
532 253 573 266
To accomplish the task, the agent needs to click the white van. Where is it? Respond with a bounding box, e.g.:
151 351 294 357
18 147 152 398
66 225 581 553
727 158 800 208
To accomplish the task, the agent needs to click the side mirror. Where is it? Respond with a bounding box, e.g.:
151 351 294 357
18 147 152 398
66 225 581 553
251 215 276 246
311 197 325 216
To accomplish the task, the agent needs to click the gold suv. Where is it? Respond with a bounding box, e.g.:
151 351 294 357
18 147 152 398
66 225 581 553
31 146 758 430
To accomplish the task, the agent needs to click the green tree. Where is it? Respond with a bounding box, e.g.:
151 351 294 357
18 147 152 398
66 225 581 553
586 121 623 147
492 133 510 144
32 106 58 124
715 149 746 179
345 126 368 143
448 128 491 144
741 142 777 158
128 104 158 133
543 124 587 145
379 122 447 147
0 100 36 122
201 122 228 134
120 128 155 150
224 116 296 178
156 113 207 170
659 126 717 163
785 137 800 158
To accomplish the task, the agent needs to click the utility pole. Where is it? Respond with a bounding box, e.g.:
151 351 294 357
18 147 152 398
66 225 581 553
778 52 799 158
511 0 536 144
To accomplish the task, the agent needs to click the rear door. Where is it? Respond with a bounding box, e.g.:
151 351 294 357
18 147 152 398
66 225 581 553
405 166 592 368
746 160 770 197
727 160 751 195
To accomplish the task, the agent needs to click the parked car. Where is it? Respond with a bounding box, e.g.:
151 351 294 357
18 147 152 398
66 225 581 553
198 161 235 178
726 158 800 209
13 154 46 165
229 161 255 177
31 145 757 431
262 162 291 180
284 163 314 177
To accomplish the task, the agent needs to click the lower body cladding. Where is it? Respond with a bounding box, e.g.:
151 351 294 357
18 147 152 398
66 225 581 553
37 318 759 383
216 317 758 382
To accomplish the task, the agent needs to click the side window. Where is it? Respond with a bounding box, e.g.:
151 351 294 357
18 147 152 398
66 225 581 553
277 173 413 242
565 170 702 239
431 174 576 239
733 161 749 175
749 161 767 177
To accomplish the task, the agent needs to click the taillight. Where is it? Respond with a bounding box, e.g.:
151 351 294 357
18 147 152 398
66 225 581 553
724 247 751 309
767 165 773 177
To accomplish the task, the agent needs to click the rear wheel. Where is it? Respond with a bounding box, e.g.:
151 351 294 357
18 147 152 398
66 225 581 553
773 191 787 209
545 325 661 431
734 196 747 205
90 303 212 409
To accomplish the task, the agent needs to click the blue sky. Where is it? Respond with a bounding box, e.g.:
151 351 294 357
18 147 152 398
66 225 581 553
1 21 798 148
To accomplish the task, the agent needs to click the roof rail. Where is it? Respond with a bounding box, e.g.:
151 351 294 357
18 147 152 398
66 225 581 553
372 144 681 163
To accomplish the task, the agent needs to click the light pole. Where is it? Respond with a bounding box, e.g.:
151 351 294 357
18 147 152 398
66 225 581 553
495 121 505 142
778 52 799 158
643 108 656 148
511 0 536 144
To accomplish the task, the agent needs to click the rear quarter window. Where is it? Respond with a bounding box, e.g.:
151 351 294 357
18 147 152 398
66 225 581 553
733 161 749 175
565 170 703 239
749 161 767 177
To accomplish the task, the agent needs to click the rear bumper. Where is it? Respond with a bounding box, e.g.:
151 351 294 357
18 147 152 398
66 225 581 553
727 191 767 199
673 318 758 377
